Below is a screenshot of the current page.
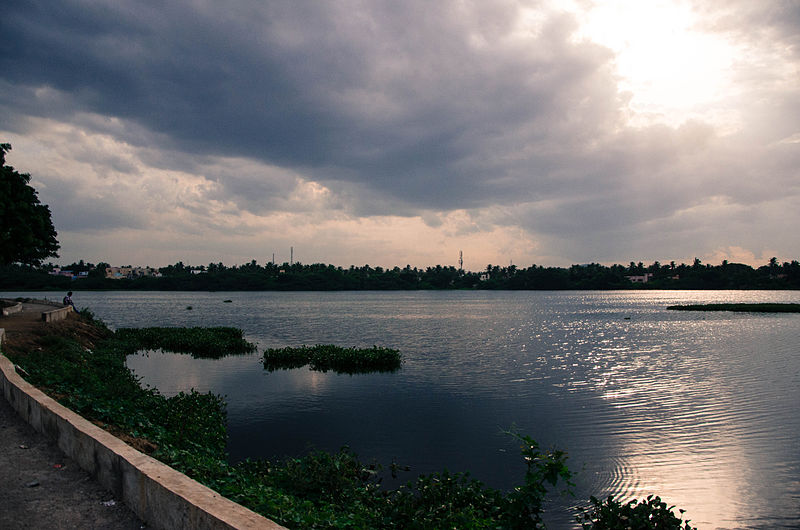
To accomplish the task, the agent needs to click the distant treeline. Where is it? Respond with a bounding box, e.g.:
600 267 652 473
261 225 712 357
2 258 799 291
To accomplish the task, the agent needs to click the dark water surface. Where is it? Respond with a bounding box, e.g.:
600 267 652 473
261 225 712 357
7 290 799 528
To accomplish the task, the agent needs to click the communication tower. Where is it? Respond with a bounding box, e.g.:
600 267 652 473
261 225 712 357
459 250 463 271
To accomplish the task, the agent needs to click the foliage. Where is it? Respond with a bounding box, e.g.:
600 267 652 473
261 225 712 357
503 431 574 528
667 303 800 313
5 255 800 290
114 326 256 358
0 143 60 266
263 344 402 374
577 495 696 530
0 264 71 289
383 470 507 529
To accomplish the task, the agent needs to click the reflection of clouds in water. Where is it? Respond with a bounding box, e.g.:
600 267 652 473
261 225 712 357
259 368 336 398
127 352 205 395
128 350 337 410
127 351 262 396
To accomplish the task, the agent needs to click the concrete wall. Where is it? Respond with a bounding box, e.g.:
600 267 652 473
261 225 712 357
2 302 23 316
0 353 285 530
41 305 73 322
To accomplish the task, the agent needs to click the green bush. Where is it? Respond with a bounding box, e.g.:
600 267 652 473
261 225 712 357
577 495 697 530
384 470 507 529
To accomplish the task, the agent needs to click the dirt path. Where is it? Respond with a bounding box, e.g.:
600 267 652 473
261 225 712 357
0 301 145 529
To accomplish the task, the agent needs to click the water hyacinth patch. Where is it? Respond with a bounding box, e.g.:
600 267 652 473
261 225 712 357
114 326 257 358
263 344 402 374
667 303 800 313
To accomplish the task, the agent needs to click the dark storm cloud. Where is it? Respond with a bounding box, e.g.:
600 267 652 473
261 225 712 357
2 1 799 266
0 0 624 211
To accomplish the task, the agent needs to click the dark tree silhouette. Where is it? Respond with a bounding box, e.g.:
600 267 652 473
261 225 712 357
0 143 60 265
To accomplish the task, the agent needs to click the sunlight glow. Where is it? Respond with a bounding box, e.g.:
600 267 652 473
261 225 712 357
573 0 736 126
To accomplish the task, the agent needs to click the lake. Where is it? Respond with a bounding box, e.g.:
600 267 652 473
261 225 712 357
5 290 799 528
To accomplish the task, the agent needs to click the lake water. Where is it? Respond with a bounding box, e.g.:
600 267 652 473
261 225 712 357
5 290 799 528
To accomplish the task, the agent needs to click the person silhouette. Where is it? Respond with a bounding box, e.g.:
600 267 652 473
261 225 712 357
63 291 76 310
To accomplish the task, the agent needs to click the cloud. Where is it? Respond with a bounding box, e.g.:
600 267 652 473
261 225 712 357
1 1 798 267
1 1 622 209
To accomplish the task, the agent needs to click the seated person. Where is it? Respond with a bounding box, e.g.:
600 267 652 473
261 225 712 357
63 291 76 310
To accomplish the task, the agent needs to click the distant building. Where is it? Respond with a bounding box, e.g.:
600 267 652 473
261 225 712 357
48 268 88 280
105 266 161 279
626 273 654 283
479 273 490 281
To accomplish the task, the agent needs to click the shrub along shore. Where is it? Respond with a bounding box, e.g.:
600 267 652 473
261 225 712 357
2 310 696 529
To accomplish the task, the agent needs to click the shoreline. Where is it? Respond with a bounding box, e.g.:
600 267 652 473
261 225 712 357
0 302 284 530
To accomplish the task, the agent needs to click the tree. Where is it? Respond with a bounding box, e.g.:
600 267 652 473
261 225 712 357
0 144 60 266
89 262 110 278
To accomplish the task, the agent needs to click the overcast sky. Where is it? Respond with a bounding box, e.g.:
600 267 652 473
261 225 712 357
2 0 798 269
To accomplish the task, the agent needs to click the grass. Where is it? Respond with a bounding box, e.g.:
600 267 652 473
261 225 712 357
263 344 402 374
667 303 800 313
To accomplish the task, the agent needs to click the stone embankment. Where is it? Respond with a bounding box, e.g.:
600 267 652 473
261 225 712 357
0 300 285 530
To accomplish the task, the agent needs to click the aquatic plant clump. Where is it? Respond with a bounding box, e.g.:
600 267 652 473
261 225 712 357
114 326 257 358
263 344 403 374
667 303 800 313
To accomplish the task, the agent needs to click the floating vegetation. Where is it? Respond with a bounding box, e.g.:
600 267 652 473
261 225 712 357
667 303 800 313
115 326 256 358
263 344 402 374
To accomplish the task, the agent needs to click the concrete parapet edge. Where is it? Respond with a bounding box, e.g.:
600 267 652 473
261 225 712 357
0 353 285 530
41 305 73 322
2 301 23 316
